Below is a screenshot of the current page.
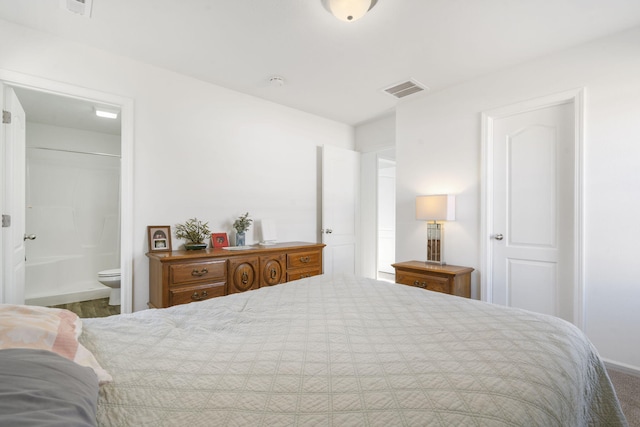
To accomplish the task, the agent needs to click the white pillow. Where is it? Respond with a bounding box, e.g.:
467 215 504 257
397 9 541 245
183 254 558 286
0 304 112 384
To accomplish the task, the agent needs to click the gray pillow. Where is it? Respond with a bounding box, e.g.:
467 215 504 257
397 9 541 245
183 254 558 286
0 348 98 427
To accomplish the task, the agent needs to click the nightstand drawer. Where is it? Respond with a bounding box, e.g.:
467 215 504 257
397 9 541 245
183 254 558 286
169 282 226 306
396 271 451 294
169 260 226 286
392 261 473 298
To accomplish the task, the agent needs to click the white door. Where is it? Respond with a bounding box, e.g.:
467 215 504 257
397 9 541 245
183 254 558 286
322 145 359 276
1 85 26 304
491 101 575 321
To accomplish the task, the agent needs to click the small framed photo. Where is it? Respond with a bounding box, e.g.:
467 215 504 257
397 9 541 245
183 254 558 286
147 225 172 252
211 232 229 248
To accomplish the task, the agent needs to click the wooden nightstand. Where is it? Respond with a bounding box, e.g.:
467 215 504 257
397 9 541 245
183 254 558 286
391 261 474 298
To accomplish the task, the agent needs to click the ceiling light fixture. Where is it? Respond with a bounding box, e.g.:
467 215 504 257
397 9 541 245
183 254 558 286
321 0 378 22
95 108 119 119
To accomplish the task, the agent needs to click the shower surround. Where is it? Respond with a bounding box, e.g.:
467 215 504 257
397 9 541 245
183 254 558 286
24 123 120 306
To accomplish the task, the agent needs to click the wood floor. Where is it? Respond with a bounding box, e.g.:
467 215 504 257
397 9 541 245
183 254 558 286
50 298 120 318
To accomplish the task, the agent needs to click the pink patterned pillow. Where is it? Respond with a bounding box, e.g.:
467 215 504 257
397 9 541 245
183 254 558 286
0 304 111 384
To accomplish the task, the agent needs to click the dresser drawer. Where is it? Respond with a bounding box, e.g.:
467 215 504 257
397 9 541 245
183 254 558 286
169 282 226 306
287 250 321 269
169 260 226 286
396 271 451 294
287 267 322 282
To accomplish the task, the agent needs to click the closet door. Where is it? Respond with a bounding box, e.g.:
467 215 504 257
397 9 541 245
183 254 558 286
321 145 359 276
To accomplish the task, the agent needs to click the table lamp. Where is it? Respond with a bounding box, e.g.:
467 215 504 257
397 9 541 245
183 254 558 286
416 195 455 265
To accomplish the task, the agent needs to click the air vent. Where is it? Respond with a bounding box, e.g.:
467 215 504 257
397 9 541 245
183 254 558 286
60 0 93 18
383 79 427 99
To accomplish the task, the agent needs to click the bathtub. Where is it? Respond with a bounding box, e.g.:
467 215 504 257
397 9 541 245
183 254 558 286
24 255 111 307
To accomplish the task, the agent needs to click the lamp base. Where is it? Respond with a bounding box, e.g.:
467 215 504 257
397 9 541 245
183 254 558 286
426 222 444 265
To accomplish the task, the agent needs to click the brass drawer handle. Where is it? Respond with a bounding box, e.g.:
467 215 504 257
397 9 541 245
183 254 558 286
241 271 249 285
270 268 277 279
191 268 208 277
300 256 311 263
300 274 310 279
413 280 426 289
191 290 208 301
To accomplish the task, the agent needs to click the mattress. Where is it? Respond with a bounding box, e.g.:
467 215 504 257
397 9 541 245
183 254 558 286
81 274 627 426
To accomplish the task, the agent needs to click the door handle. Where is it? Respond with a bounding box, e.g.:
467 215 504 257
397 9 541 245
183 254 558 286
494 233 504 241
324 229 333 234
24 234 37 241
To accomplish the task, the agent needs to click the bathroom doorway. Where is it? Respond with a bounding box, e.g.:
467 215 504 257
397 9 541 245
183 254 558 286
16 88 122 313
0 69 134 315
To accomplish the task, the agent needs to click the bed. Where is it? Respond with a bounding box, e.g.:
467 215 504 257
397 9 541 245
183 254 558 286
2 274 628 426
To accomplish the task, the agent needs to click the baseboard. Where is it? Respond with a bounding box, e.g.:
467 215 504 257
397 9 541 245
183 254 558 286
603 358 640 377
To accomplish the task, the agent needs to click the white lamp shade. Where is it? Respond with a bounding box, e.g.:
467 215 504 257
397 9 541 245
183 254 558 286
416 195 455 221
321 0 373 22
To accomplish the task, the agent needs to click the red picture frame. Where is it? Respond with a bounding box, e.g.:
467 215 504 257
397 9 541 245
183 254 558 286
211 233 229 248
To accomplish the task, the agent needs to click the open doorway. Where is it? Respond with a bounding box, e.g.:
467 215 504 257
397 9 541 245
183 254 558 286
377 150 395 282
0 70 133 315
15 88 122 315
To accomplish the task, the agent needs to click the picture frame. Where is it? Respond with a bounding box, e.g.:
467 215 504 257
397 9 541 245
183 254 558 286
147 225 172 252
211 232 229 248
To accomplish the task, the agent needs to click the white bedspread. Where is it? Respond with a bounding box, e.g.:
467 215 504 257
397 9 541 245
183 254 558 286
81 274 627 426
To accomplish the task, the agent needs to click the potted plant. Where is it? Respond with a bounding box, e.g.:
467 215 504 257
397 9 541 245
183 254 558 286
175 217 210 250
233 212 252 246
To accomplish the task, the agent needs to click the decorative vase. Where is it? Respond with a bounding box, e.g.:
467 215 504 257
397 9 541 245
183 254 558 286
185 242 207 250
236 232 245 246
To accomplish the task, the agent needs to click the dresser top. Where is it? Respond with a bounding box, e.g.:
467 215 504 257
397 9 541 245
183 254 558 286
147 241 325 261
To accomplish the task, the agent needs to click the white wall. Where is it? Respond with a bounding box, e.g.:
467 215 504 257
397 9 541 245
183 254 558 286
26 122 121 155
355 114 395 153
396 27 640 371
0 19 354 311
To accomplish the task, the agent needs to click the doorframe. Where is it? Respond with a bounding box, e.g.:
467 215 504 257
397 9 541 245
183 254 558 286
358 147 395 280
0 69 135 314
480 88 585 329
376 153 396 279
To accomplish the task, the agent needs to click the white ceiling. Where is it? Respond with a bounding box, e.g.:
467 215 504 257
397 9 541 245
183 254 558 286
11 87 122 135
1 0 640 126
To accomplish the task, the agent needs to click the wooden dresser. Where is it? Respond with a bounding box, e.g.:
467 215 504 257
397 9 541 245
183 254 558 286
147 242 325 308
392 261 473 298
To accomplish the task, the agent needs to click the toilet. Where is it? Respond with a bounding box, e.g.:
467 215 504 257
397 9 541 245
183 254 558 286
98 268 121 306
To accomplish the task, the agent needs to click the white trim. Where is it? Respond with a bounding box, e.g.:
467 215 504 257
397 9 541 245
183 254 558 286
603 359 640 378
480 88 585 330
0 69 134 314
0 83 5 303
